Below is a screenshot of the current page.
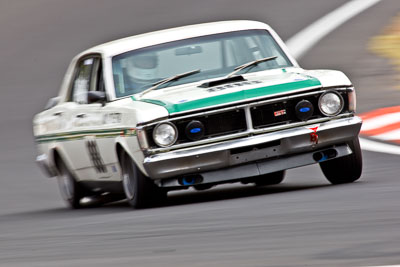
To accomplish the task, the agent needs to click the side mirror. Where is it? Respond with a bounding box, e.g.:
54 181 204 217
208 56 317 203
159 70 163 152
44 96 60 110
87 91 107 105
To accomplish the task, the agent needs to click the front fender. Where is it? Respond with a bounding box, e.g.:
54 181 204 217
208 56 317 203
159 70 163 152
115 135 148 176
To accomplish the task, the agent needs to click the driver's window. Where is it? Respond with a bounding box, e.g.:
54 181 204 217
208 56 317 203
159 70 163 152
71 58 95 104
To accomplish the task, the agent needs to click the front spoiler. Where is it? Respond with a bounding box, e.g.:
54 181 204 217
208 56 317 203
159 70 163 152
143 116 362 182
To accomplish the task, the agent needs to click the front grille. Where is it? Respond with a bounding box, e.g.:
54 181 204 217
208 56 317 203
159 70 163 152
145 109 247 148
251 95 322 128
145 90 350 149
176 109 247 141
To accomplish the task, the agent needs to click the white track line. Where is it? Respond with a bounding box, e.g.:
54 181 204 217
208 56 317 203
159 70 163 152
286 0 400 155
286 0 382 59
359 138 400 155
375 128 400 140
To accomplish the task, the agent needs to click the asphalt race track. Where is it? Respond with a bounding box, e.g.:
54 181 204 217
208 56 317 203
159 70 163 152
1 0 400 266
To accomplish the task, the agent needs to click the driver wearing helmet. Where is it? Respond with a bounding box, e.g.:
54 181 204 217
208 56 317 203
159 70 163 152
125 53 159 92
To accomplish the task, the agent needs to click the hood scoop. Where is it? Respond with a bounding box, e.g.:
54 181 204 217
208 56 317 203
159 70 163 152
198 75 245 88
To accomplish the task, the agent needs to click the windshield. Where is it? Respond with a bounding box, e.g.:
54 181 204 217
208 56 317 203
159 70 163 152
112 29 293 98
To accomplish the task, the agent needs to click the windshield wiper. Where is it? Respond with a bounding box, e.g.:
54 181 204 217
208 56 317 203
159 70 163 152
138 69 201 99
226 56 277 78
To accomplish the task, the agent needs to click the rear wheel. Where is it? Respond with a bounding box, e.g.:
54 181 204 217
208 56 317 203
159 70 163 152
121 152 166 208
320 137 363 184
56 159 86 209
254 170 286 186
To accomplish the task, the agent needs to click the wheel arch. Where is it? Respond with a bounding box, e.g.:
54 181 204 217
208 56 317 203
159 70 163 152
116 142 124 167
50 146 74 177
115 137 149 177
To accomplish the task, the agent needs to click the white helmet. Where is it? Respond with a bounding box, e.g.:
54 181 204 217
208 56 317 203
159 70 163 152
126 53 158 81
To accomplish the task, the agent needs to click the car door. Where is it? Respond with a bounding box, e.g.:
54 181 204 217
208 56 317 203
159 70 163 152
74 56 119 181
63 55 124 182
86 57 124 182
60 55 108 181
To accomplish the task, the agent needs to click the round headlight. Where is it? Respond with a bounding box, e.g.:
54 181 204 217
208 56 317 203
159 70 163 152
153 122 178 147
318 92 344 116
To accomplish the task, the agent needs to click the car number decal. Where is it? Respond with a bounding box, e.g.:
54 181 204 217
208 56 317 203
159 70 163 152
86 139 107 173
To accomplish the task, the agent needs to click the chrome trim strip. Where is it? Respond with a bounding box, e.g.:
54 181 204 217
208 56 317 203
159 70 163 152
244 106 254 131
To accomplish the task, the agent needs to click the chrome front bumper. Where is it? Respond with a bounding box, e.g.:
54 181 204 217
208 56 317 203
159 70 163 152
143 116 362 183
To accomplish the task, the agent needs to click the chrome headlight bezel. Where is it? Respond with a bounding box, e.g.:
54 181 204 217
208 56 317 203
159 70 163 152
347 87 357 113
318 91 344 116
152 122 178 147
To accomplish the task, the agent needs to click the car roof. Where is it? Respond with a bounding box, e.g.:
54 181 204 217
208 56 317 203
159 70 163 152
78 20 273 58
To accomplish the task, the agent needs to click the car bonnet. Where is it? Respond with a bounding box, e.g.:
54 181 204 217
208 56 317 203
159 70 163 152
130 70 322 115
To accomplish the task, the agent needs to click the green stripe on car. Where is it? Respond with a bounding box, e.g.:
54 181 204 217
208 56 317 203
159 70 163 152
133 78 321 113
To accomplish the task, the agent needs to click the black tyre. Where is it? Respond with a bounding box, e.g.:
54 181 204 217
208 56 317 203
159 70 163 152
320 137 363 184
121 152 166 208
56 159 86 209
254 170 286 186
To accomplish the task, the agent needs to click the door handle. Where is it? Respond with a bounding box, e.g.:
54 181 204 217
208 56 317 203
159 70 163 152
53 111 63 116
76 113 86 118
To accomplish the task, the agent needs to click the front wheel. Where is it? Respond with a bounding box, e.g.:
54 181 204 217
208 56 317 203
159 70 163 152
320 137 363 184
121 152 166 208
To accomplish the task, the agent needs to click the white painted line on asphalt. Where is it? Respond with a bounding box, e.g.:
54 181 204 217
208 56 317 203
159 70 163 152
375 128 400 140
286 0 382 59
286 0 400 155
360 137 400 155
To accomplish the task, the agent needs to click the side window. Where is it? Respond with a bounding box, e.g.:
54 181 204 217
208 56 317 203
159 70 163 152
70 58 95 104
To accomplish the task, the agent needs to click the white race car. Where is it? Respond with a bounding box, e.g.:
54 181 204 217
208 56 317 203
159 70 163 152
33 20 362 209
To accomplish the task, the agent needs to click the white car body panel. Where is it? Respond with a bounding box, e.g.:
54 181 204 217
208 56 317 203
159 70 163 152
299 69 352 88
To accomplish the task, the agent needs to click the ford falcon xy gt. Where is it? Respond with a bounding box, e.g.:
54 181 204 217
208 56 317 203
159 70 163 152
33 20 362 209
